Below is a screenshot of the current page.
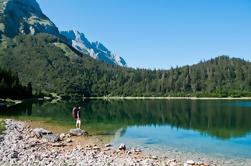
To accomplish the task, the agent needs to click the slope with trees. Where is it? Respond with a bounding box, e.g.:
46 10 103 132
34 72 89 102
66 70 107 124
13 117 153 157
0 67 32 99
0 34 250 98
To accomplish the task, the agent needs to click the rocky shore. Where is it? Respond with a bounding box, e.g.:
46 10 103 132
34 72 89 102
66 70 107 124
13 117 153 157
0 119 247 166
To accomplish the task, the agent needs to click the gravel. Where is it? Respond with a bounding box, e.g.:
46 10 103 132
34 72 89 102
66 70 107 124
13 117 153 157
0 119 250 166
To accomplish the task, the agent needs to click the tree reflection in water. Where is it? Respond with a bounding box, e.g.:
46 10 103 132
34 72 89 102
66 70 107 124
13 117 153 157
1 99 251 139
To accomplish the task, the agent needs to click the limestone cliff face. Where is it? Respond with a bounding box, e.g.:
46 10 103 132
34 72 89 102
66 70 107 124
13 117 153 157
0 0 60 37
61 30 127 66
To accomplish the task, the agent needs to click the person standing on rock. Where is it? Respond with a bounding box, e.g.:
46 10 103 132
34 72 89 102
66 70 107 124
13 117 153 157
72 106 81 129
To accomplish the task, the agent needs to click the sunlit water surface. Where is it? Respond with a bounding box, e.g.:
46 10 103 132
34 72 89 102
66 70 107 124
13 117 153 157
1 99 251 159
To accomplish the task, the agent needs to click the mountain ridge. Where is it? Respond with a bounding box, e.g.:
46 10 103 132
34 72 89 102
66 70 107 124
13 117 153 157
61 30 127 66
0 0 127 66
0 0 61 38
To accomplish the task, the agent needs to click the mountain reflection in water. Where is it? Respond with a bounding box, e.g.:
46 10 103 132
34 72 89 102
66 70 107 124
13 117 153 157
1 99 251 139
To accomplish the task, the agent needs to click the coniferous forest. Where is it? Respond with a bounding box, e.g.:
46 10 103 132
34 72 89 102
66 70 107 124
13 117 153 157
0 34 251 98
0 67 32 99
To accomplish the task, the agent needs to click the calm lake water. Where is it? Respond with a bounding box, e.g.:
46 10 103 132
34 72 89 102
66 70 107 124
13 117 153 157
1 99 251 159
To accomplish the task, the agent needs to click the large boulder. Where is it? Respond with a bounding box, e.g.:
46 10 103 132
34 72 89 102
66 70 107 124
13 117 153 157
33 128 52 138
69 128 87 136
43 134 60 143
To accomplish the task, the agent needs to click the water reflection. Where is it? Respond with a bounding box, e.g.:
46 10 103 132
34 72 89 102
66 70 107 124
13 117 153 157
0 99 251 139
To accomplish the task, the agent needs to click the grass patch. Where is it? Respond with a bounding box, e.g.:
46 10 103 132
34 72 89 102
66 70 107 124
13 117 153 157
54 42 80 58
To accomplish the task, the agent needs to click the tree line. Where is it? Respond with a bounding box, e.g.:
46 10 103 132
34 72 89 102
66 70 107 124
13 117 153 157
0 34 250 98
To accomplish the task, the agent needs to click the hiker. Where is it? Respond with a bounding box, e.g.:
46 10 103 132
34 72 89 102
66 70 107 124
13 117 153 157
72 106 81 129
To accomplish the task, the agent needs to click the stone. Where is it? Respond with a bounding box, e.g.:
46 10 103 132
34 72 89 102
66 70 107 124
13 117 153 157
33 128 52 138
105 144 112 147
66 139 72 143
93 146 100 150
43 134 60 143
17 135 23 140
30 132 35 138
10 151 18 158
118 144 126 151
151 155 158 160
133 148 142 153
59 133 65 141
69 128 87 136
52 143 66 147
186 160 195 165
104 147 110 151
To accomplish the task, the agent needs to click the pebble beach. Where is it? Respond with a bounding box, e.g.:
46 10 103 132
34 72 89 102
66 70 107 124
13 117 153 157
0 119 250 166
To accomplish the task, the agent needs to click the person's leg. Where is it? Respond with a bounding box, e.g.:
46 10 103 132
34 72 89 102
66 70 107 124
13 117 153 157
76 119 78 128
76 119 81 129
78 120 81 129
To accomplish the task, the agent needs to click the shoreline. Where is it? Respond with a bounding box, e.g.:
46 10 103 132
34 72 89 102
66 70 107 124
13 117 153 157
0 119 211 166
1 119 250 165
85 96 251 100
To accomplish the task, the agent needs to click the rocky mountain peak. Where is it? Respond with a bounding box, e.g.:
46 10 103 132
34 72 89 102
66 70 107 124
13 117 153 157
61 30 127 66
0 0 60 37
0 0 127 67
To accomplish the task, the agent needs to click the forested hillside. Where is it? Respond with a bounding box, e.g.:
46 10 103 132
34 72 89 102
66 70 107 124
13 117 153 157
0 67 32 99
0 34 251 98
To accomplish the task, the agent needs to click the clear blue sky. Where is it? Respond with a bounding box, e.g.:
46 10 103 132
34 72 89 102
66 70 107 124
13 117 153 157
37 0 251 69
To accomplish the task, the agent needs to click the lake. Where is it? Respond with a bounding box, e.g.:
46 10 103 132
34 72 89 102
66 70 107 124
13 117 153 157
1 99 251 160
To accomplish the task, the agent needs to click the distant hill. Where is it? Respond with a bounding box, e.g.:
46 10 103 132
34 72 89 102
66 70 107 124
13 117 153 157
0 34 250 97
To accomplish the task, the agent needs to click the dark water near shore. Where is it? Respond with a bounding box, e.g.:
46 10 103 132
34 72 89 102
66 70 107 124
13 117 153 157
1 99 251 159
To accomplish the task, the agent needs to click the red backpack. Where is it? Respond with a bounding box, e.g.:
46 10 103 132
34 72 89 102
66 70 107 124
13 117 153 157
72 107 78 119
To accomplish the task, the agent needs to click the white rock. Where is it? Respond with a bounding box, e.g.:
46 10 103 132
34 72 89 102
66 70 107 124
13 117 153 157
59 133 65 140
118 144 126 150
66 139 72 143
186 160 195 165
151 155 158 160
